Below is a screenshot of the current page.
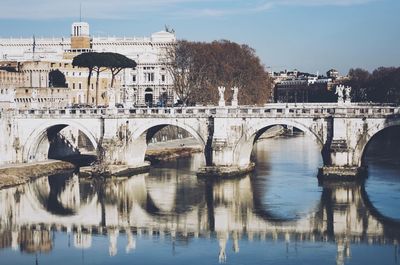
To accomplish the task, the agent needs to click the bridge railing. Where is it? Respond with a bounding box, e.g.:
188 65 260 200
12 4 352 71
2 103 400 118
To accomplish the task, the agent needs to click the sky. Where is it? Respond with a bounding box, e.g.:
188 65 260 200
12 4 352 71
0 0 399 74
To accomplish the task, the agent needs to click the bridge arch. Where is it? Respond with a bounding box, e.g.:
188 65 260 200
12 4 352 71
233 119 324 167
23 120 98 162
131 120 207 148
353 120 400 167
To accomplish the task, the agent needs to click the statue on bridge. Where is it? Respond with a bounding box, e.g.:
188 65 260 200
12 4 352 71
335 85 344 104
31 88 38 109
126 87 135 108
218 86 226 107
231 86 239 107
9 88 16 109
76 91 84 104
336 84 352 104
107 87 116 109
345 86 352 104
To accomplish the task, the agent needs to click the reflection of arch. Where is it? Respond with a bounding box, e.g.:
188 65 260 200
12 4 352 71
141 185 204 217
131 120 206 148
360 184 400 234
250 170 319 224
27 172 98 217
24 120 98 162
353 120 400 166
234 120 323 166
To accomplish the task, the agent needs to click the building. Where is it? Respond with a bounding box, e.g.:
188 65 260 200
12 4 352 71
0 61 71 109
327 69 340 80
273 70 336 103
0 21 176 108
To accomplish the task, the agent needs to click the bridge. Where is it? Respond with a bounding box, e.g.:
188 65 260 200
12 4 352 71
1 102 400 178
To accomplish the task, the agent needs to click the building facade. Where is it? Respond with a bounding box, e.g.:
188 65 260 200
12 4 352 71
271 70 345 103
0 21 176 108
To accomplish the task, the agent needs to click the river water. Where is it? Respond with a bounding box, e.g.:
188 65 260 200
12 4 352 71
1 133 400 265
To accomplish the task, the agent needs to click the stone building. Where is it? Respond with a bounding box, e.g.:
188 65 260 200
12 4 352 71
0 21 176 107
0 62 71 109
273 71 337 103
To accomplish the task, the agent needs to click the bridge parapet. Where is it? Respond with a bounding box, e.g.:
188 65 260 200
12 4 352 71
3 103 400 119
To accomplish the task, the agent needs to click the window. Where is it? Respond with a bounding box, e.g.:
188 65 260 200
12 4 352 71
73 83 75 89
79 83 82 90
161 75 165 82
132 75 136 82
144 72 154 82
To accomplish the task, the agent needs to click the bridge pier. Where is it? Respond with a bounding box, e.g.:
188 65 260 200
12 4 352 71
319 143 366 180
319 139 362 179
318 116 366 181
197 112 255 178
94 120 151 176
197 139 255 178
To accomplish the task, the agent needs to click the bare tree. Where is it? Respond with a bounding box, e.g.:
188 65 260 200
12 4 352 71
163 40 272 106
346 67 400 103
163 41 208 106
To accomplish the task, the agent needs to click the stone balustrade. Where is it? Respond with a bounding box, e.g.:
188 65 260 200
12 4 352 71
3 103 400 119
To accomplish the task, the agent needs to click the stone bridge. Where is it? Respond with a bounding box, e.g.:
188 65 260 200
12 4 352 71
1 102 400 177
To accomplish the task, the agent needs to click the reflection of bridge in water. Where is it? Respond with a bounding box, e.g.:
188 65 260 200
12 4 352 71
1 170 399 263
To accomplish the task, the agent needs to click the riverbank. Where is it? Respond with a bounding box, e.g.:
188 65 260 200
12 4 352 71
146 138 202 163
0 160 75 189
0 138 202 188
80 138 202 178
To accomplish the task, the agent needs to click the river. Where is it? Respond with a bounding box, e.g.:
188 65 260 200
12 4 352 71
1 132 400 265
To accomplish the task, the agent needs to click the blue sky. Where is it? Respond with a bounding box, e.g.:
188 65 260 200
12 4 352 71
0 0 399 74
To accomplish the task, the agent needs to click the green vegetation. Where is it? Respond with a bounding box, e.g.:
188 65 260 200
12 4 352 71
49 69 67 88
72 52 136 104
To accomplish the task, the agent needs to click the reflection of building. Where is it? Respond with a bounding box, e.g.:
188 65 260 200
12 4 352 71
0 169 399 263
19 228 52 254
74 231 92 249
0 21 176 108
